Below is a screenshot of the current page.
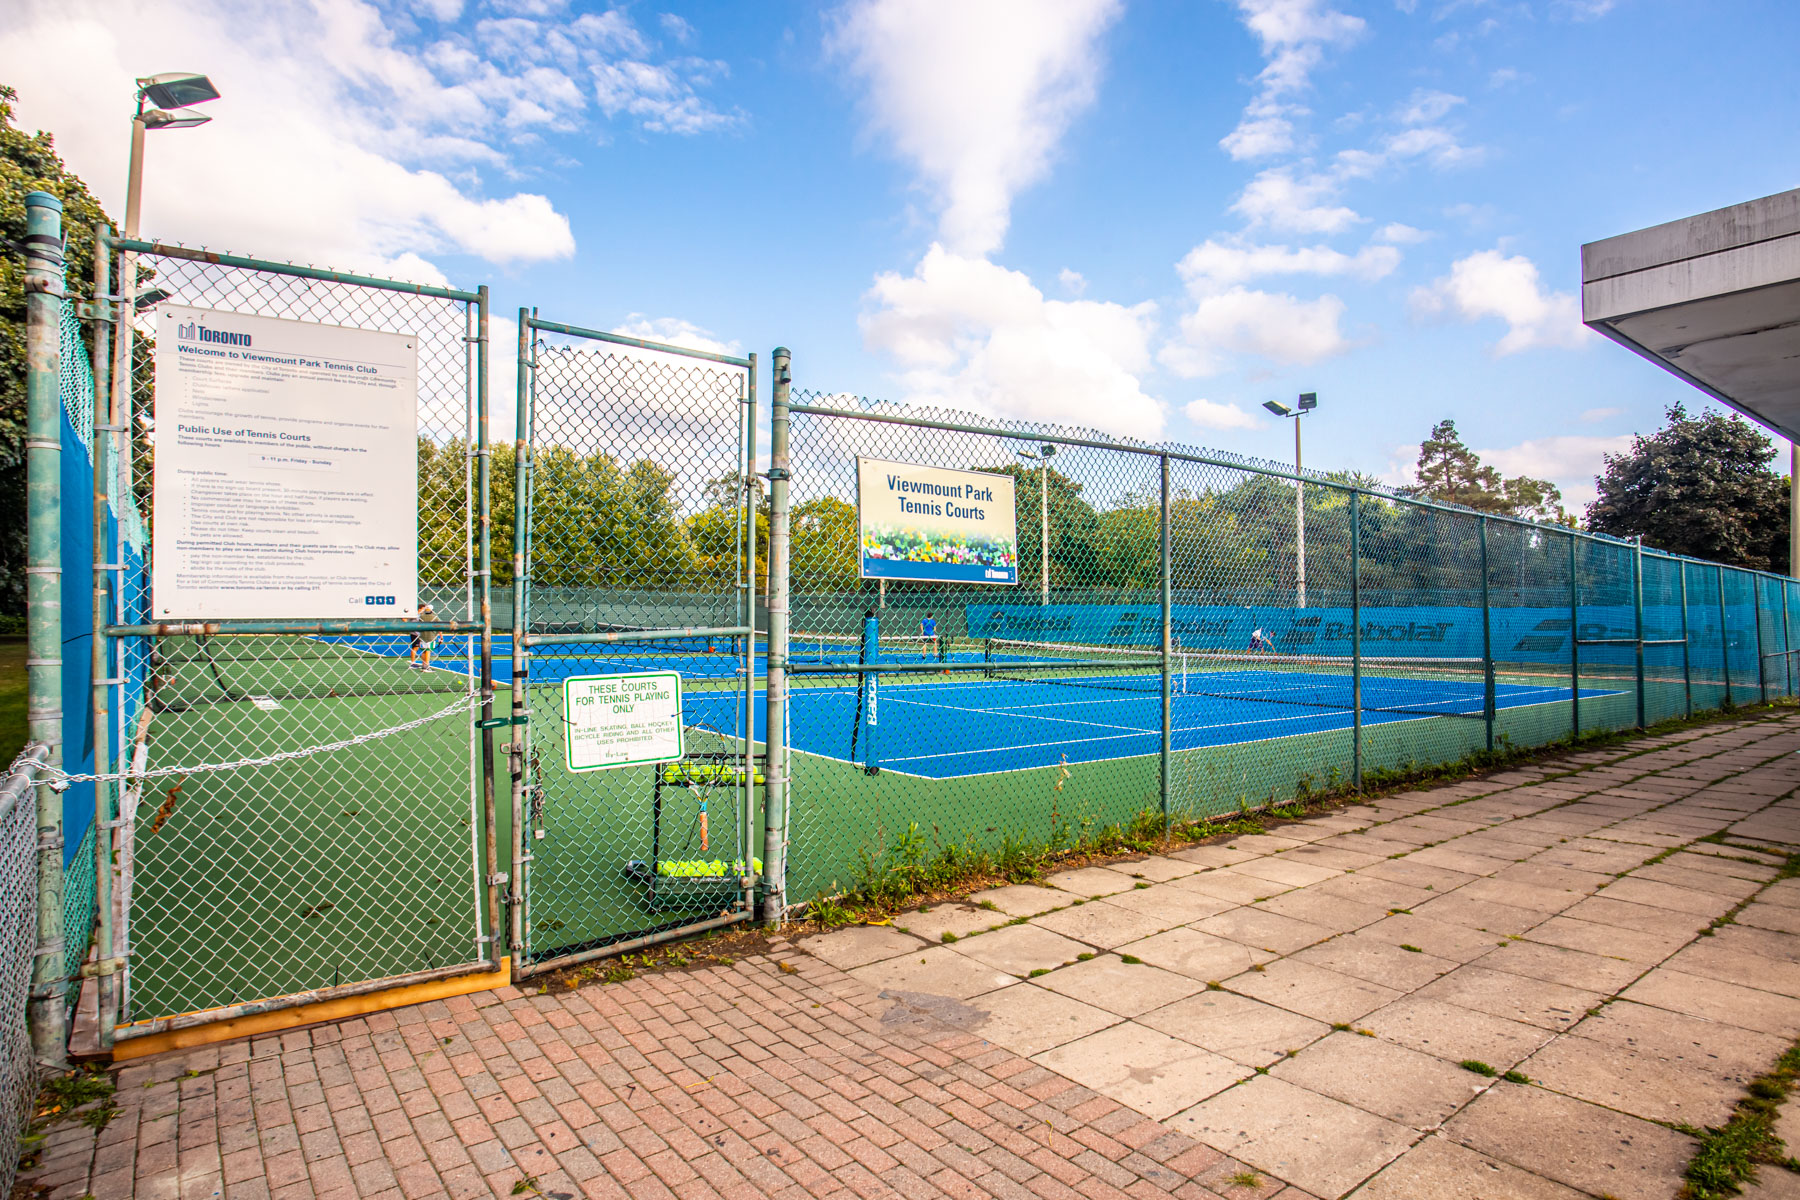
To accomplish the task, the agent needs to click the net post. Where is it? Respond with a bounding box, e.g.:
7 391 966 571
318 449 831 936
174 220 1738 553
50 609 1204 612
1634 536 1647 729
90 223 117 1050
475 285 501 972
741 354 759 917
24 191 68 1067
507 310 532 965
1480 516 1494 753
1720 565 1732 707
1754 571 1767 704
1159 453 1171 824
1350 491 1362 791
1569 531 1580 740
1679 560 1693 719
762 347 791 926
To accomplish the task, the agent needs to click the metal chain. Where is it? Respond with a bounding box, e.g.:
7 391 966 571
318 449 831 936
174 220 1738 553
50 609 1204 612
45 692 479 785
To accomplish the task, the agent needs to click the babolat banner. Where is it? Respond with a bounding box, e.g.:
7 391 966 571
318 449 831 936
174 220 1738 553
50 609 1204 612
858 457 1018 585
966 603 1746 665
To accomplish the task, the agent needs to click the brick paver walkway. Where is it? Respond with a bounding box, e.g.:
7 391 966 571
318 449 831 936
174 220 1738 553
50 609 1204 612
25 711 1800 1200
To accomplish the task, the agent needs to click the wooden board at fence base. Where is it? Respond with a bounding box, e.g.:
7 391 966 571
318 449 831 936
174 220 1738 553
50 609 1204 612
563 672 684 771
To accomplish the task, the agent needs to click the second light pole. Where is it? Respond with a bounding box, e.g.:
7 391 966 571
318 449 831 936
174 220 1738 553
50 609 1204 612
1017 444 1056 603
1262 393 1317 609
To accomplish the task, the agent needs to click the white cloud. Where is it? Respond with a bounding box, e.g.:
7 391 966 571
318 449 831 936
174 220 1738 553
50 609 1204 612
0 0 738 277
860 245 1164 438
1579 406 1624 424
1176 239 1399 289
1184 398 1262 432
1477 434 1632 510
830 0 1122 257
1377 222 1430 244
1397 88 1464 125
1413 249 1595 355
1219 0 1365 161
1231 167 1361 233
1162 287 1351 378
1058 268 1088 296
660 12 696 43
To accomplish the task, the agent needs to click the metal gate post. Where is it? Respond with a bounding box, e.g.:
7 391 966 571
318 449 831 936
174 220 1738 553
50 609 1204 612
1754 576 1767 703
762 348 792 925
741 355 759 916
507 311 533 966
24 192 67 1066
1480 517 1494 752
1634 537 1646 730
1569 532 1580 739
1351 492 1362 790
1784 579 1794 698
1720 566 1732 707
475 286 501 972
1679 561 1693 719
89 224 117 1051
1159 454 1171 822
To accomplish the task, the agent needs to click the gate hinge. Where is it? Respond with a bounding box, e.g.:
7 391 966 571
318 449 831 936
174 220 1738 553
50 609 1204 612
477 715 528 730
76 299 116 322
487 872 508 886
765 467 790 482
80 956 128 978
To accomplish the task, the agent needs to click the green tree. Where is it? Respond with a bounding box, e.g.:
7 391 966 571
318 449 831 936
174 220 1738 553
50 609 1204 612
1587 402 1790 572
1405 419 1566 522
1 84 117 617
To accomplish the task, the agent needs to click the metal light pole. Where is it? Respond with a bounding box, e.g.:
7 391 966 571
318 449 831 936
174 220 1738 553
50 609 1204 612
1017 445 1056 603
125 73 221 238
1263 393 1317 609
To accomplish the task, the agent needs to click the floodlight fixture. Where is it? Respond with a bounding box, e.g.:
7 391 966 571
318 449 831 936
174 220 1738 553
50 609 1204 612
137 73 221 111
1263 400 1293 417
1298 391 1318 411
133 288 172 310
140 109 212 130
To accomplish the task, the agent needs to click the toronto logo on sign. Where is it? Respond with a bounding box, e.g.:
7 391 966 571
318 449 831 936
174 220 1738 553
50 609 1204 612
175 320 253 348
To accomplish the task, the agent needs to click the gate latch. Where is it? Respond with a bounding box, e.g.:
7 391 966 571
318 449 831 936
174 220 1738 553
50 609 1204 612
477 715 528 730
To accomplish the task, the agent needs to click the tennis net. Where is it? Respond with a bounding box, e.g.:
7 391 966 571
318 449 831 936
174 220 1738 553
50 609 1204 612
984 638 1177 695
1182 649 1490 718
790 631 946 666
150 634 471 712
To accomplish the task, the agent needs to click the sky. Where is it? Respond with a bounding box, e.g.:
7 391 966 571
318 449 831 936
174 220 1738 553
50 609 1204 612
6 0 1800 512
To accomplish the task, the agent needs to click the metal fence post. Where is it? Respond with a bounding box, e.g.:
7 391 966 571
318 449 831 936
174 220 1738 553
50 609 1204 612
1634 537 1647 729
1754 575 1767 704
741 354 759 916
1784 579 1794 697
507 311 532 966
763 348 792 925
1720 566 1733 707
1159 453 1171 823
475 286 501 972
89 224 117 1050
1569 531 1580 740
1351 491 1362 790
1480 517 1494 752
24 191 67 1066
1679 561 1693 718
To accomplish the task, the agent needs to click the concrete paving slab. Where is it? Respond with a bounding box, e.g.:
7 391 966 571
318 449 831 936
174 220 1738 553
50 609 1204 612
1600 876 1743 916
1450 877 1588 914
1624 967 1800 1036
1404 847 1516 876
1362 997 1554 1069
1140 989 1332 1067
1409 893 1547 937
1167 1075 1417 1200
1033 953 1205 1017
1739 903 1800 935
1227 960 1403 1025
1121 926 1277 982
1525 914 1690 963
1669 938 1800 997
1417 965 1601 1031
1227 834 1311 855
1468 939 1645 994
1234 858 1344 888
1356 913 1510 962
1284 845 1386 871
1170 844 1259 868
966 981 1121 1056
953 923 1091 975
1443 1081 1696 1200
1710 922 1800 965
1490 862 1615 895
1270 1031 1484 1129
1292 934 1460 992
1104 881 1238 924
1520 1031 1743 1127
1312 874 1439 912
1035 897 1181 948
1256 889 1392 934
891 902 1004 943
1195 908 1338 956
1043 864 1138 897
966 882 1070 917
1178 868 1299 905
847 945 1020 1000
1562 895 1712 939
1348 1134 1590 1200
1033 1021 1250 1119
1118 854 1204 882
797 924 927 969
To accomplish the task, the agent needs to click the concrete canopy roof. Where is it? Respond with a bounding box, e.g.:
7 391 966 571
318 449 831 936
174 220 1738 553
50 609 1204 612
1582 187 1800 440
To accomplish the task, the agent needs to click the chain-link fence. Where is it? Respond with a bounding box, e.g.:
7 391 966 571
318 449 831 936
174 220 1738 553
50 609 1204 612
0 747 48 1199
512 317 759 976
770 386 1800 912
82 242 497 1040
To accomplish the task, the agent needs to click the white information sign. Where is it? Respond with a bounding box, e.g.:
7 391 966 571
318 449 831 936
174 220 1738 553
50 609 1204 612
152 305 420 618
563 672 685 772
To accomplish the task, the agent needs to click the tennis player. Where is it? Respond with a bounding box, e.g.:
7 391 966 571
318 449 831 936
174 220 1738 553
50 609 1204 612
1247 626 1275 653
921 612 938 658
411 603 438 670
